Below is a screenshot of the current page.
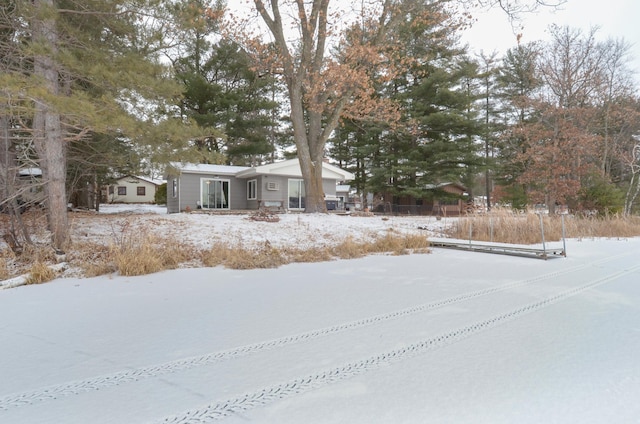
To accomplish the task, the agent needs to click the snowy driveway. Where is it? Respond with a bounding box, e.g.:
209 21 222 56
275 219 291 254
1 238 640 423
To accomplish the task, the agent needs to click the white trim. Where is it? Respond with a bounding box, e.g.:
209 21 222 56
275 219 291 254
287 178 305 210
247 179 257 200
200 177 231 210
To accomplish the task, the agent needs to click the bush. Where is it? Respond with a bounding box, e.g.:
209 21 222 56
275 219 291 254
154 183 167 205
578 174 624 214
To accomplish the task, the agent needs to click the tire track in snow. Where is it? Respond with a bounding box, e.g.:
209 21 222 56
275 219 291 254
158 262 640 423
0 252 631 411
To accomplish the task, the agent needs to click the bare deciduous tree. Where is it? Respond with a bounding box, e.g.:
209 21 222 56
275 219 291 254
244 0 565 213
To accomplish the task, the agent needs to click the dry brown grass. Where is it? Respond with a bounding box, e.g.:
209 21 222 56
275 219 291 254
201 242 287 270
1 214 437 282
25 261 58 285
200 233 430 270
369 232 430 255
69 241 114 277
0 253 9 280
109 233 193 276
333 236 367 259
283 246 334 263
447 210 640 243
69 219 194 277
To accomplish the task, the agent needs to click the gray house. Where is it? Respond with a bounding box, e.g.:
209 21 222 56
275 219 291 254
166 159 355 213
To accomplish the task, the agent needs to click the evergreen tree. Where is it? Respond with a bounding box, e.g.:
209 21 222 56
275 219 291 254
1 0 195 249
493 42 542 208
331 3 483 208
170 1 283 166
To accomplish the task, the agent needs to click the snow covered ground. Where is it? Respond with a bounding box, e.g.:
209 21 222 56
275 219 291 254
1 206 640 423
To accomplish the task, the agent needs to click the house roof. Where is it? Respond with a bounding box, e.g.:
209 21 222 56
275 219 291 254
236 159 355 181
116 175 165 186
18 168 42 177
170 162 251 176
425 182 467 191
170 159 354 181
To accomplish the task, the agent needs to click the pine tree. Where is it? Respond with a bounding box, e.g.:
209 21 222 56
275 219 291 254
1 0 191 249
333 3 483 208
169 1 282 166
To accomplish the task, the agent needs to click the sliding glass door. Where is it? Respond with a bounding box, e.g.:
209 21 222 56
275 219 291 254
288 179 305 210
201 179 229 209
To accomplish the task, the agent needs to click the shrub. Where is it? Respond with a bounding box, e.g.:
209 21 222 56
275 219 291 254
578 174 624 214
154 183 167 205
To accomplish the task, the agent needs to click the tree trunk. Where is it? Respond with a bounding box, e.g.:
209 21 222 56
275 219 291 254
298 154 325 213
32 0 69 251
288 82 328 213
1 113 33 248
0 113 10 207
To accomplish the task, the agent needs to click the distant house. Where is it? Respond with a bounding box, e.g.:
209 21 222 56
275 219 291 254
105 176 165 204
425 183 469 216
377 182 469 216
16 168 45 207
166 159 355 213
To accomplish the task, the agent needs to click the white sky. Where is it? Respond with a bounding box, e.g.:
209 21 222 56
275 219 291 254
228 0 640 83
462 0 640 77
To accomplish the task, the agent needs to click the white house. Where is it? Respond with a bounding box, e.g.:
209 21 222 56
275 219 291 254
106 176 165 204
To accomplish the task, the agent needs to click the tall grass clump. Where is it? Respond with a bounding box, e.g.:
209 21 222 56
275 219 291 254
333 232 430 258
333 236 367 259
283 246 334 263
71 242 114 277
25 261 57 285
107 220 193 276
448 210 640 243
369 232 430 255
0 253 10 280
201 241 287 270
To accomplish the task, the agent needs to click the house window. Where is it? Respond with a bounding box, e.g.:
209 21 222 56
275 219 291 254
118 186 126 196
108 186 114 195
137 186 146 196
247 179 257 200
172 179 177 198
439 198 460 206
288 179 305 210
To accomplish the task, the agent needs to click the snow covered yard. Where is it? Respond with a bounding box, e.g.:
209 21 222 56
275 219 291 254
1 211 640 423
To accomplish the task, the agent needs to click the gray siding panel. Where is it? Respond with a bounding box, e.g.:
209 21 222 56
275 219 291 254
177 173 249 211
323 180 337 196
167 176 179 213
180 173 201 211
259 176 288 205
229 177 248 209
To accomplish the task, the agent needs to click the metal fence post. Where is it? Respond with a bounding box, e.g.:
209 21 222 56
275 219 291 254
539 213 546 259
562 213 567 257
